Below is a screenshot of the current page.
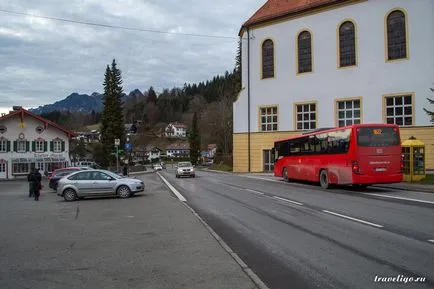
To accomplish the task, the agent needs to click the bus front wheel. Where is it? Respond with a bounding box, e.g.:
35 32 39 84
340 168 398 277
320 170 330 189
283 168 290 182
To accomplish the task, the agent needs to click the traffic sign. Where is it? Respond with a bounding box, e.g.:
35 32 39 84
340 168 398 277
125 143 132 151
115 139 120 146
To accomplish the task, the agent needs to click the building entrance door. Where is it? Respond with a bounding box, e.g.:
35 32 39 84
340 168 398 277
263 150 274 172
0 160 7 179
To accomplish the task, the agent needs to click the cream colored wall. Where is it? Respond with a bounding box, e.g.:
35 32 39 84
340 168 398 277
234 126 434 172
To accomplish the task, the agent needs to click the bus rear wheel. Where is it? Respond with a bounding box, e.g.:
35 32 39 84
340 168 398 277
283 168 290 182
320 170 330 189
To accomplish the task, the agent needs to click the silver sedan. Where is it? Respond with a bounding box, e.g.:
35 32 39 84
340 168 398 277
56 169 145 201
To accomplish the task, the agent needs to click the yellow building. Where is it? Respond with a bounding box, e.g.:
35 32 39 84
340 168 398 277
233 0 434 172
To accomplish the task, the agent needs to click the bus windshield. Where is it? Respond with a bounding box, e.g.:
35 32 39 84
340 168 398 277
357 127 400 147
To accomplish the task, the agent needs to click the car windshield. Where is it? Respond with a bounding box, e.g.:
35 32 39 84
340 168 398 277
178 162 192 167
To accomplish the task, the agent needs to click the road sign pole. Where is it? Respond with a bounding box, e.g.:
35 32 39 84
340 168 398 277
116 145 119 173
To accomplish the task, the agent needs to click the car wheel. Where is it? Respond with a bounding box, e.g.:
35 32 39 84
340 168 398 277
63 188 77 202
117 185 131 198
320 170 330 189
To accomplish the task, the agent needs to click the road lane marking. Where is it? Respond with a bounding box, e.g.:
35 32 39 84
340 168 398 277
363 193 434 205
245 176 281 183
245 188 265 195
428 240 434 243
157 173 187 202
322 210 383 228
273 196 303 206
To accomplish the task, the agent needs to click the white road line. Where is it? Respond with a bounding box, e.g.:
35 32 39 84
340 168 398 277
363 193 434 205
157 173 187 202
428 240 434 243
272 196 303 206
245 176 281 183
245 188 265 195
322 210 383 228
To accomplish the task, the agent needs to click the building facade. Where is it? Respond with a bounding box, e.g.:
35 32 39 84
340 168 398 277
234 0 434 172
166 144 190 158
165 122 187 138
0 108 75 179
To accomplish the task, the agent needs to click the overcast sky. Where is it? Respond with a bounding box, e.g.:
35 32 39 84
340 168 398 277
0 0 264 112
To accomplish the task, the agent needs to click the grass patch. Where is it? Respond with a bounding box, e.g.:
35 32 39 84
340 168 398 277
209 164 233 172
419 174 434 185
86 123 101 131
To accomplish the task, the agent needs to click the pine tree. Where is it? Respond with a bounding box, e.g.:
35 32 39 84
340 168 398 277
423 88 434 123
234 39 242 94
189 112 201 165
147 86 157 103
100 59 126 167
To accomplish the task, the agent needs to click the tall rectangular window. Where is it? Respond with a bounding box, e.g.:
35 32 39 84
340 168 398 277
337 99 361 127
17 140 26 152
53 140 62 153
259 106 278 132
0 139 6 152
36 140 44 153
385 95 413 126
295 103 317 130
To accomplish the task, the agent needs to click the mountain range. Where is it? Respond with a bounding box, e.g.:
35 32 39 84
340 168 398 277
29 89 145 114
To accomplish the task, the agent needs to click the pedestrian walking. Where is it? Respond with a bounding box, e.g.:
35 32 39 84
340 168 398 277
34 169 42 201
123 165 128 177
28 168 42 201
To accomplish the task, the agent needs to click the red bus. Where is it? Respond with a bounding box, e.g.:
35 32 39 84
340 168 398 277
272 124 403 189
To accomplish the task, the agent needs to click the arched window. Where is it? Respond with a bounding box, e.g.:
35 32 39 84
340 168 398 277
339 21 356 67
262 39 274 78
386 10 407 60
297 31 312 73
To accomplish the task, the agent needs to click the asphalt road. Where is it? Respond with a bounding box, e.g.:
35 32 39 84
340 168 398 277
160 168 434 289
0 175 257 289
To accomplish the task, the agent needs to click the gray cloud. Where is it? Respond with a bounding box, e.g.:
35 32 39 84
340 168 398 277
0 0 264 110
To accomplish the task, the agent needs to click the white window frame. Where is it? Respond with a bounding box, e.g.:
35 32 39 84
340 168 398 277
384 94 413 126
36 140 44 153
295 103 317 130
17 140 26 153
0 139 6 152
53 140 62 153
259 106 278 132
336 99 361 127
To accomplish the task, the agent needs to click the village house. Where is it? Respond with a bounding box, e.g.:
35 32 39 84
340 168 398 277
166 143 190 158
0 107 75 179
165 122 187 138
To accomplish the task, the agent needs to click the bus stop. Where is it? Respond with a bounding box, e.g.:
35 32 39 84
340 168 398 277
402 136 426 182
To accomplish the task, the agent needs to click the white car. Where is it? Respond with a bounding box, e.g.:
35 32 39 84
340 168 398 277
176 162 195 178
153 164 163 171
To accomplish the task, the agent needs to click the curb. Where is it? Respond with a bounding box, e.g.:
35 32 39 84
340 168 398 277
200 169 234 174
373 185 434 194
156 173 270 289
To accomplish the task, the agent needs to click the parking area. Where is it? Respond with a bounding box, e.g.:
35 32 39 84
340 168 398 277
0 174 256 289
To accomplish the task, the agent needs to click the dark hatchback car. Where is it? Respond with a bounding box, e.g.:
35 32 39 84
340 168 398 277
49 167 86 190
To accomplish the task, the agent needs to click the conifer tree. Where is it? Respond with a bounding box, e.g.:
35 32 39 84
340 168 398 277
189 112 201 165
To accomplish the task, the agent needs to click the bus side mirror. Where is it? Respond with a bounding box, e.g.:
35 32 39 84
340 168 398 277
271 148 275 154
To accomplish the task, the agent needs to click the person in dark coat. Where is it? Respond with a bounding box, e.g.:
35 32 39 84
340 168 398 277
28 168 42 201
123 165 128 176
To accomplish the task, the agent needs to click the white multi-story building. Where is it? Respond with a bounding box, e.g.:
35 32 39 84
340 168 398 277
233 0 434 172
0 107 75 179
165 122 187 138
